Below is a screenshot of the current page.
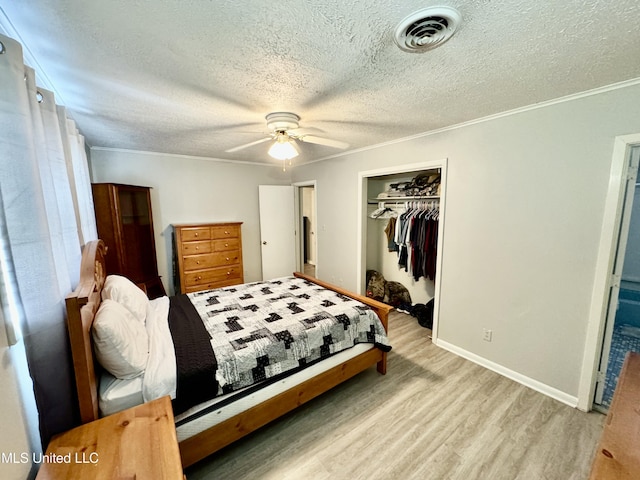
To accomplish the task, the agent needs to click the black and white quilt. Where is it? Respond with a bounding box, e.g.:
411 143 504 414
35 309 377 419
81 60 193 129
186 276 391 395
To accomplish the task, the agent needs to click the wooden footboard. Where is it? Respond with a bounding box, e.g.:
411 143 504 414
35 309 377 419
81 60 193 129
179 347 384 467
65 240 392 468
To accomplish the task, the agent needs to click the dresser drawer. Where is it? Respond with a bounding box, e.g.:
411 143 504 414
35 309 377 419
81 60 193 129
183 251 240 271
184 277 242 293
184 266 242 287
211 225 239 239
180 227 211 242
212 238 240 252
181 240 212 255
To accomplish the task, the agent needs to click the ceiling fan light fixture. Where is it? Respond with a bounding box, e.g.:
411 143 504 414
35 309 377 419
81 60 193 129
226 112 347 166
268 133 299 161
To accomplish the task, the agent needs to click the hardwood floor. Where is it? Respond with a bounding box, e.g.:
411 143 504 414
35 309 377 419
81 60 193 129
185 311 604 480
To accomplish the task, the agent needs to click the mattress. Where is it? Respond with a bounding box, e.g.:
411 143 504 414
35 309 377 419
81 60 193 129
98 372 143 416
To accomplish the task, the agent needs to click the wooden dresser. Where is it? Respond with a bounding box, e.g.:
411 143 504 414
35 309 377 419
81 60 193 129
173 222 244 293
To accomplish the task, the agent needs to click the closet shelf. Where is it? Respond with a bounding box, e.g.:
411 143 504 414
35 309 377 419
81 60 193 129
368 195 439 204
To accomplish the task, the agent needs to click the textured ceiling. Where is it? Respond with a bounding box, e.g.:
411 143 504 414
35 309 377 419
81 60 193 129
2 1 640 166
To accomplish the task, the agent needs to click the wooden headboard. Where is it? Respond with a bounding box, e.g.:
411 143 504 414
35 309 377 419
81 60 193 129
66 239 107 424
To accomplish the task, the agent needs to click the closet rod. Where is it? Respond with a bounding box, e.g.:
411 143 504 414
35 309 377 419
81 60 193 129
367 195 439 204
372 199 440 210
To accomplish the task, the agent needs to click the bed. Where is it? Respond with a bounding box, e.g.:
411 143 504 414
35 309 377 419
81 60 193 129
65 239 392 467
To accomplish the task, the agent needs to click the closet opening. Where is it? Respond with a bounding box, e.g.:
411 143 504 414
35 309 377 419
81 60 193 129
358 160 447 340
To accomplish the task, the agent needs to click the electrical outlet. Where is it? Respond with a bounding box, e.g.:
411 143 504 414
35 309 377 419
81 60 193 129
483 329 492 342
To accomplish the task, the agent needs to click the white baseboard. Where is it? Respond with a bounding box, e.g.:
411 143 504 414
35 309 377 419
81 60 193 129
435 339 579 408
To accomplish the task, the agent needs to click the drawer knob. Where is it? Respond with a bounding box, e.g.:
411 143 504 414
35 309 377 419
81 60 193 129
196 261 200 265
196 276 202 280
227 271 231 275
195 233 199 237
226 257 230 261
224 243 229 247
195 246 199 250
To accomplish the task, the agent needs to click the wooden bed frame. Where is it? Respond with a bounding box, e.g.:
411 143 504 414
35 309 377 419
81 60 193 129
65 239 392 467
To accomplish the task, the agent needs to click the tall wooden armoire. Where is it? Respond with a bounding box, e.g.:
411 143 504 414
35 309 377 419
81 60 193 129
91 183 165 298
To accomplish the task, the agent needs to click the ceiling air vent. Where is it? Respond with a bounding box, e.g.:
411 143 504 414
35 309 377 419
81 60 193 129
394 6 462 53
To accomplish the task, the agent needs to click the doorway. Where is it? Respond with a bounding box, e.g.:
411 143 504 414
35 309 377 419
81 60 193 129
294 182 317 278
579 134 640 411
593 145 640 410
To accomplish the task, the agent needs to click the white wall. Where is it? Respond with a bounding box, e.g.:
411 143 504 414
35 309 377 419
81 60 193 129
89 149 290 294
291 82 640 402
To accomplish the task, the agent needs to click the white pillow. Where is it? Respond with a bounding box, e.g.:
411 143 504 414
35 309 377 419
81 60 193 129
102 275 149 324
93 299 149 379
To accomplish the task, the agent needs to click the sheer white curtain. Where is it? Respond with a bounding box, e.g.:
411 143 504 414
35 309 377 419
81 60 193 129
0 33 97 448
59 105 98 247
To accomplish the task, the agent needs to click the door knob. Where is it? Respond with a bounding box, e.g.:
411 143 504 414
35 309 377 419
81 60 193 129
262 241 267 245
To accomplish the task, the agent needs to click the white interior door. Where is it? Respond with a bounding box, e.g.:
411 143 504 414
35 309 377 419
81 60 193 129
259 185 296 280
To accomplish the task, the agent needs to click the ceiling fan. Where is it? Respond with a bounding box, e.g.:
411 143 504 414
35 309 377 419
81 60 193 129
225 112 349 164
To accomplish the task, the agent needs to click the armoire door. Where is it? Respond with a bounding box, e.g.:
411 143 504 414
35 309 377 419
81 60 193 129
117 187 156 284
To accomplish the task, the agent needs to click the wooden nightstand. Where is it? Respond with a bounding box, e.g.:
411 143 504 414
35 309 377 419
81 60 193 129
36 396 184 479
589 352 640 479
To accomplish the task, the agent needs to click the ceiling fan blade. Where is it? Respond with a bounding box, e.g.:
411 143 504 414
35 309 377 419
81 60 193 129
288 127 324 136
299 135 349 149
225 137 272 153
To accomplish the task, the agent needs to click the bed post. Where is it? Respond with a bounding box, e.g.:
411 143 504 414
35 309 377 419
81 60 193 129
66 240 107 423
